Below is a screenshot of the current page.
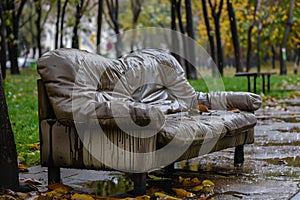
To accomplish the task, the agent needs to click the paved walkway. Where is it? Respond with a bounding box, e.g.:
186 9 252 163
20 97 300 199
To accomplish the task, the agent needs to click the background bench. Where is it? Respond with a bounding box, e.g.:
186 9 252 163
235 72 276 94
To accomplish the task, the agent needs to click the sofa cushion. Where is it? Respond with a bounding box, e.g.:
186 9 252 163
157 110 257 147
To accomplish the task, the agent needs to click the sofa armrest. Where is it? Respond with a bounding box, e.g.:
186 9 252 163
196 91 262 112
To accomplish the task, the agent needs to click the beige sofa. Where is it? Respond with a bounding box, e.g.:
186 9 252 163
37 48 261 195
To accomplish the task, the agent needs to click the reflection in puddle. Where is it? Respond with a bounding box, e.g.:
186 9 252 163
84 177 133 196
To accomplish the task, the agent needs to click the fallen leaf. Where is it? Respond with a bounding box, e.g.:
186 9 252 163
172 188 195 197
27 142 40 150
20 178 42 185
154 192 180 200
202 180 215 187
201 180 215 195
16 192 32 199
146 186 160 196
71 193 95 200
189 184 204 192
18 163 29 172
198 197 214 200
179 176 201 186
45 190 65 198
35 193 59 200
133 196 150 200
148 175 172 181
198 104 209 112
0 194 16 200
47 183 73 192
228 108 241 113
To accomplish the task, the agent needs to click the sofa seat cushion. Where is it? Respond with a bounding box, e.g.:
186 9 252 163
157 110 257 147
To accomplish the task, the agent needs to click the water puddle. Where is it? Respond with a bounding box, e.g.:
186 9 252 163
275 117 300 123
273 126 300 133
263 156 300 167
259 141 300 146
256 116 300 123
83 177 134 196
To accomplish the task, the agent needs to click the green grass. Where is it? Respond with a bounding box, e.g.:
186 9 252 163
4 69 40 167
3 64 300 167
189 74 300 98
190 61 300 98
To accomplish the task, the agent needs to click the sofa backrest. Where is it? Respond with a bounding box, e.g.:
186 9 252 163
37 48 197 125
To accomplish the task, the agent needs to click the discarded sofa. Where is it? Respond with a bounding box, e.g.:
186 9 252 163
37 48 262 195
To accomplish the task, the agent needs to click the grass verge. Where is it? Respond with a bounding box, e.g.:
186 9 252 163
4 69 40 167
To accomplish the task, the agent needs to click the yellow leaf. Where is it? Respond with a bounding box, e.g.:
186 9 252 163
179 176 201 186
27 142 40 150
202 180 215 187
131 196 150 200
47 183 73 193
148 175 171 181
46 190 64 198
172 188 195 197
71 193 95 200
146 187 160 196
189 184 204 192
154 192 180 200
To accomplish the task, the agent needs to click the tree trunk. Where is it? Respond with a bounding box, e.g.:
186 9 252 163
35 0 42 57
60 0 68 48
294 46 299 74
29 3 36 59
271 45 276 69
72 0 84 49
184 0 197 79
55 0 61 49
130 0 142 51
170 0 181 63
214 18 224 75
4 0 19 75
201 0 216 62
257 21 262 73
246 0 258 72
96 0 103 54
201 0 217 76
174 0 194 78
4 0 27 74
208 0 224 76
280 0 294 75
0 65 19 190
0 1 6 79
105 0 121 57
227 0 242 72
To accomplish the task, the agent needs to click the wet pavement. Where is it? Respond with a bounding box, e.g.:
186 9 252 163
20 96 300 199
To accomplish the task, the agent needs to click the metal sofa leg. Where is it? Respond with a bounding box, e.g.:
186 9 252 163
48 166 61 184
132 173 147 196
234 145 244 168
